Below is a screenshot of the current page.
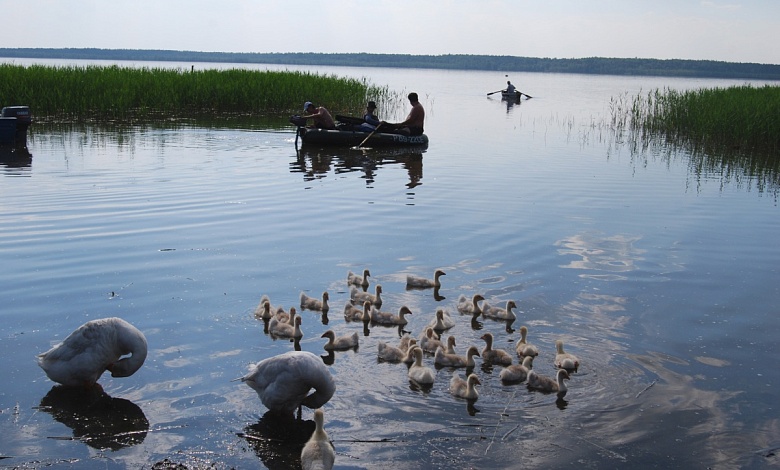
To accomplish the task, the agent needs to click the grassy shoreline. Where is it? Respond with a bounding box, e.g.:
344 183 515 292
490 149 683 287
0 64 393 120
613 84 780 155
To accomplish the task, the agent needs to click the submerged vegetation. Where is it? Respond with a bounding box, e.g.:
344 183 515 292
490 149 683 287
0 64 395 121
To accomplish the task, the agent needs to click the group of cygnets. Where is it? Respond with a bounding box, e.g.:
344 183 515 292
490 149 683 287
246 267 582 469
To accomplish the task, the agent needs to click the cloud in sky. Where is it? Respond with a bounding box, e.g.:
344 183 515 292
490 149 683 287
2 0 778 64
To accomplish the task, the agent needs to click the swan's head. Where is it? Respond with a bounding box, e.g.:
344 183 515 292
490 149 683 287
474 294 485 302
434 269 446 278
467 374 481 386
558 369 571 381
400 306 413 315
555 339 565 353
507 300 517 310
447 336 456 347
294 316 302 326
522 356 534 368
107 323 148 378
436 309 445 320
363 269 371 277
323 291 330 300
466 346 480 358
321 330 335 340
480 332 493 343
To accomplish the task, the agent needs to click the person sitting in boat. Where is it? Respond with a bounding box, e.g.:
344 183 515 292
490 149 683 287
360 101 381 131
381 92 425 136
505 80 516 94
302 102 337 130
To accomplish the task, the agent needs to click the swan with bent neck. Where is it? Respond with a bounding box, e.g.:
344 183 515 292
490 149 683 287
37 317 148 387
239 350 335 416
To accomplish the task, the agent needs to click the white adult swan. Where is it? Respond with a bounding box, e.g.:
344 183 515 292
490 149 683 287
499 356 534 383
434 345 480 368
457 294 485 315
408 347 436 385
370 305 413 325
554 339 580 372
239 351 335 416
406 269 446 288
37 317 148 387
428 309 456 331
527 368 570 394
450 373 480 400
481 300 517 321
515 325 539 358
300 408 335 470
300 291 330 313
347 269 371 288
480 332 512 366
320 330 359 350
350 284 383 308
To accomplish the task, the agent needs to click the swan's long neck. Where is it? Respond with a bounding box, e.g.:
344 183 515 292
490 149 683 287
556 342 565 354
520 328 528 342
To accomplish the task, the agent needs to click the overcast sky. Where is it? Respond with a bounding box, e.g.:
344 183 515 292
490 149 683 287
2 0 778 65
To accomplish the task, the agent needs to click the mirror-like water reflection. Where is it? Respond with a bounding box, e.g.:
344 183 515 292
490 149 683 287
1 62 779 468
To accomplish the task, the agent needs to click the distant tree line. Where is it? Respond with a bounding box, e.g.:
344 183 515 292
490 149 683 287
1 48 779 80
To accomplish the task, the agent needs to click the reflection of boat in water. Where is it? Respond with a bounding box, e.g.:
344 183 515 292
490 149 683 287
239 411 316 470
38 385 149 451
293 146 424 189
0 145 32 173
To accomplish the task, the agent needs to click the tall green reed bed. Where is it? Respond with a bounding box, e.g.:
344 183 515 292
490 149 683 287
608 85 780 196
0 64 394 120
612 84 780 155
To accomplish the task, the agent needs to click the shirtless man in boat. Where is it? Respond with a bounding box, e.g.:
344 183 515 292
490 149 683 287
382 92 425 136
302 102 336 130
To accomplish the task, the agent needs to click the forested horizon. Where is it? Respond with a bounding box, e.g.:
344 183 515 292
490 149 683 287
2 48 780 80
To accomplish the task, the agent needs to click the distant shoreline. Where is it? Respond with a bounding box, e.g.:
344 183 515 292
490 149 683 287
2 48 780 81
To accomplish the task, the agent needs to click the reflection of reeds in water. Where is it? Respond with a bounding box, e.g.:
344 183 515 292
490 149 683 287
605 86 780 197
0 64 400 119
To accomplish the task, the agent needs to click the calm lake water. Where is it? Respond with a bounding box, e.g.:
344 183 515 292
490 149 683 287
1 59 779 469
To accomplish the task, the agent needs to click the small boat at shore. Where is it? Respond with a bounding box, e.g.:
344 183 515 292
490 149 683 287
0 106 31 146
290 115 429 148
